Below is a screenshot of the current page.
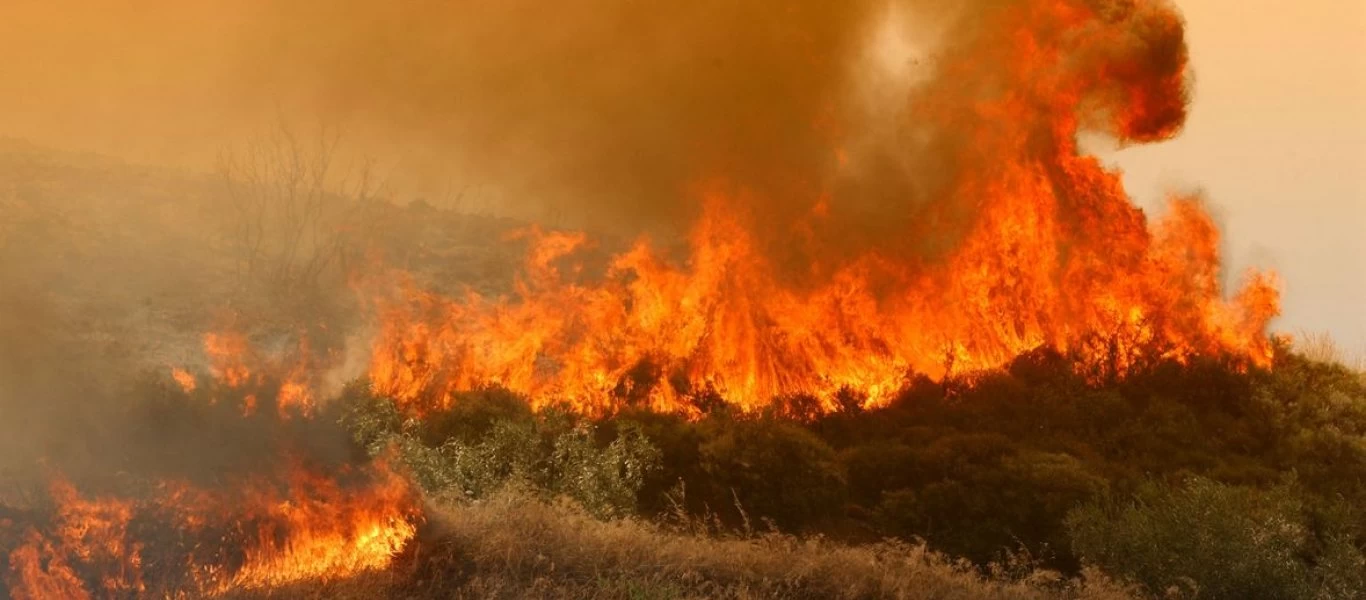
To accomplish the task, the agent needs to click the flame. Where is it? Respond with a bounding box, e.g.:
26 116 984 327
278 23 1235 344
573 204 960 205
6 480 143 600
170 368 197 394
6 335 417 598
366 0 1279 417
193 330 318 418
4 462 419 598
7 531 91 600
203 331 253 389
222 462 418 590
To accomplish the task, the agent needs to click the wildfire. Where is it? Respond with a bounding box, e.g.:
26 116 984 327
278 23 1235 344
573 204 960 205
170 368 196 394
198 330 318 418
4 463 419 599
366 0 1280 417
203 331 253 390
0 0 1289 593
5 334 420 598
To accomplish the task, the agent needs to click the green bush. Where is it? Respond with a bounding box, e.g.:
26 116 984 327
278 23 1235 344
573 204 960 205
546 419 661 518
1066 477 1316 599
339 384 660 518
840 440 917 507
697 417 847 530
876 444 1105 566
331 347 1366 584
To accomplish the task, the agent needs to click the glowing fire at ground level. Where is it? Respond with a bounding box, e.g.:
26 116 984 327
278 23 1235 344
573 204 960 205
2 462 419 599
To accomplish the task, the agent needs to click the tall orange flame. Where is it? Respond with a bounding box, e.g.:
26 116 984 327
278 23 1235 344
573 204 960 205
366 0 1279 417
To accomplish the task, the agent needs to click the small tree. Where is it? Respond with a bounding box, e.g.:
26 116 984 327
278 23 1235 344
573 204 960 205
217 121 381 301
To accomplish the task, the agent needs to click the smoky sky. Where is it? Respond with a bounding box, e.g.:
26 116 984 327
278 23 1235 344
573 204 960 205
0 0 1224 477
0 1 1001 234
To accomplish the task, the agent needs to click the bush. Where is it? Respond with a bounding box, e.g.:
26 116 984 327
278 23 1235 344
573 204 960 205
339 385 661 518
1066 477 1316 599
416 386 534 446
877 444 1105 566
697 418 847 530
331 348 1366 585
840 440 918 507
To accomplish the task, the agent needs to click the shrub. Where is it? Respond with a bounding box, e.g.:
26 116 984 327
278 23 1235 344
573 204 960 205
340 385 661 518
416 386 534 446
697 418 847 530
1066 477 1313 599
337 379 403 455
840 440 917 507
877 447 1104 567
546 420 661 518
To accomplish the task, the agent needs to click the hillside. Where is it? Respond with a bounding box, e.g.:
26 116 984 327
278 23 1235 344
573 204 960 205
1 145 1362 599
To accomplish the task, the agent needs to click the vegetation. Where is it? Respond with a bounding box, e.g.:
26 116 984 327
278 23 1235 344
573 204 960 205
4 145 1363 598
339 346 1366 599
1067 477 1363 599
230 490 1143 600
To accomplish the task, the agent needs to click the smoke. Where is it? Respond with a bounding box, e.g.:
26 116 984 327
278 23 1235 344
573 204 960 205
0 0 1199 472
0 1 862 223
0 0 1190 240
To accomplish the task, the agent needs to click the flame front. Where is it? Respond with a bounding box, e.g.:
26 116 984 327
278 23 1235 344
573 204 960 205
367 0 1279 416
4 463 419 599
6 335 419 599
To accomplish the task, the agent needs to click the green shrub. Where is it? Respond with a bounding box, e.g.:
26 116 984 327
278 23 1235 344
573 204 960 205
840 441 917 507
329 347 1366 585
1066 477 1313 599
877 445 1104 566
697 418 847 530
337 379 403 455
339 384 661 518
416 386 534 446
545 420 661 518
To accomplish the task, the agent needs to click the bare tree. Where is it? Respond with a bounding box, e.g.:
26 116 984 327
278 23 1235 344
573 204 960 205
217 121 382 299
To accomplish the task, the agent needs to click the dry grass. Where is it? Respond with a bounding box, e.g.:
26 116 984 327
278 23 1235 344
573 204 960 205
233 491 1142 600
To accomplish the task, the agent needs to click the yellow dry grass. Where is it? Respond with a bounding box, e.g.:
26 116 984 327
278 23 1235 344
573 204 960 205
231 491 1142 600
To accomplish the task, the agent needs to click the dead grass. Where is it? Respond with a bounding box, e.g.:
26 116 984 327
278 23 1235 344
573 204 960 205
233 491 1142 600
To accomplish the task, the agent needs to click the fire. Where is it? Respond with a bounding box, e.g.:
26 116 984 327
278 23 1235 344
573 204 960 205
222 462 418 590
170 368 196 394
203 331 253 389
195 330 318 418
366 0 1279 417
4 332 420 598
6 480 142 600
3 462 419 598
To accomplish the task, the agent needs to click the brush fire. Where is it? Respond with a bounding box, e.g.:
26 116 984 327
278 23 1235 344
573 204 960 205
365 0 1278 417
0 0 1288 597
1 334 422 599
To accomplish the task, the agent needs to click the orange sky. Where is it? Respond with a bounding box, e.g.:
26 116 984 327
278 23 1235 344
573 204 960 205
1106 0 1366 353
